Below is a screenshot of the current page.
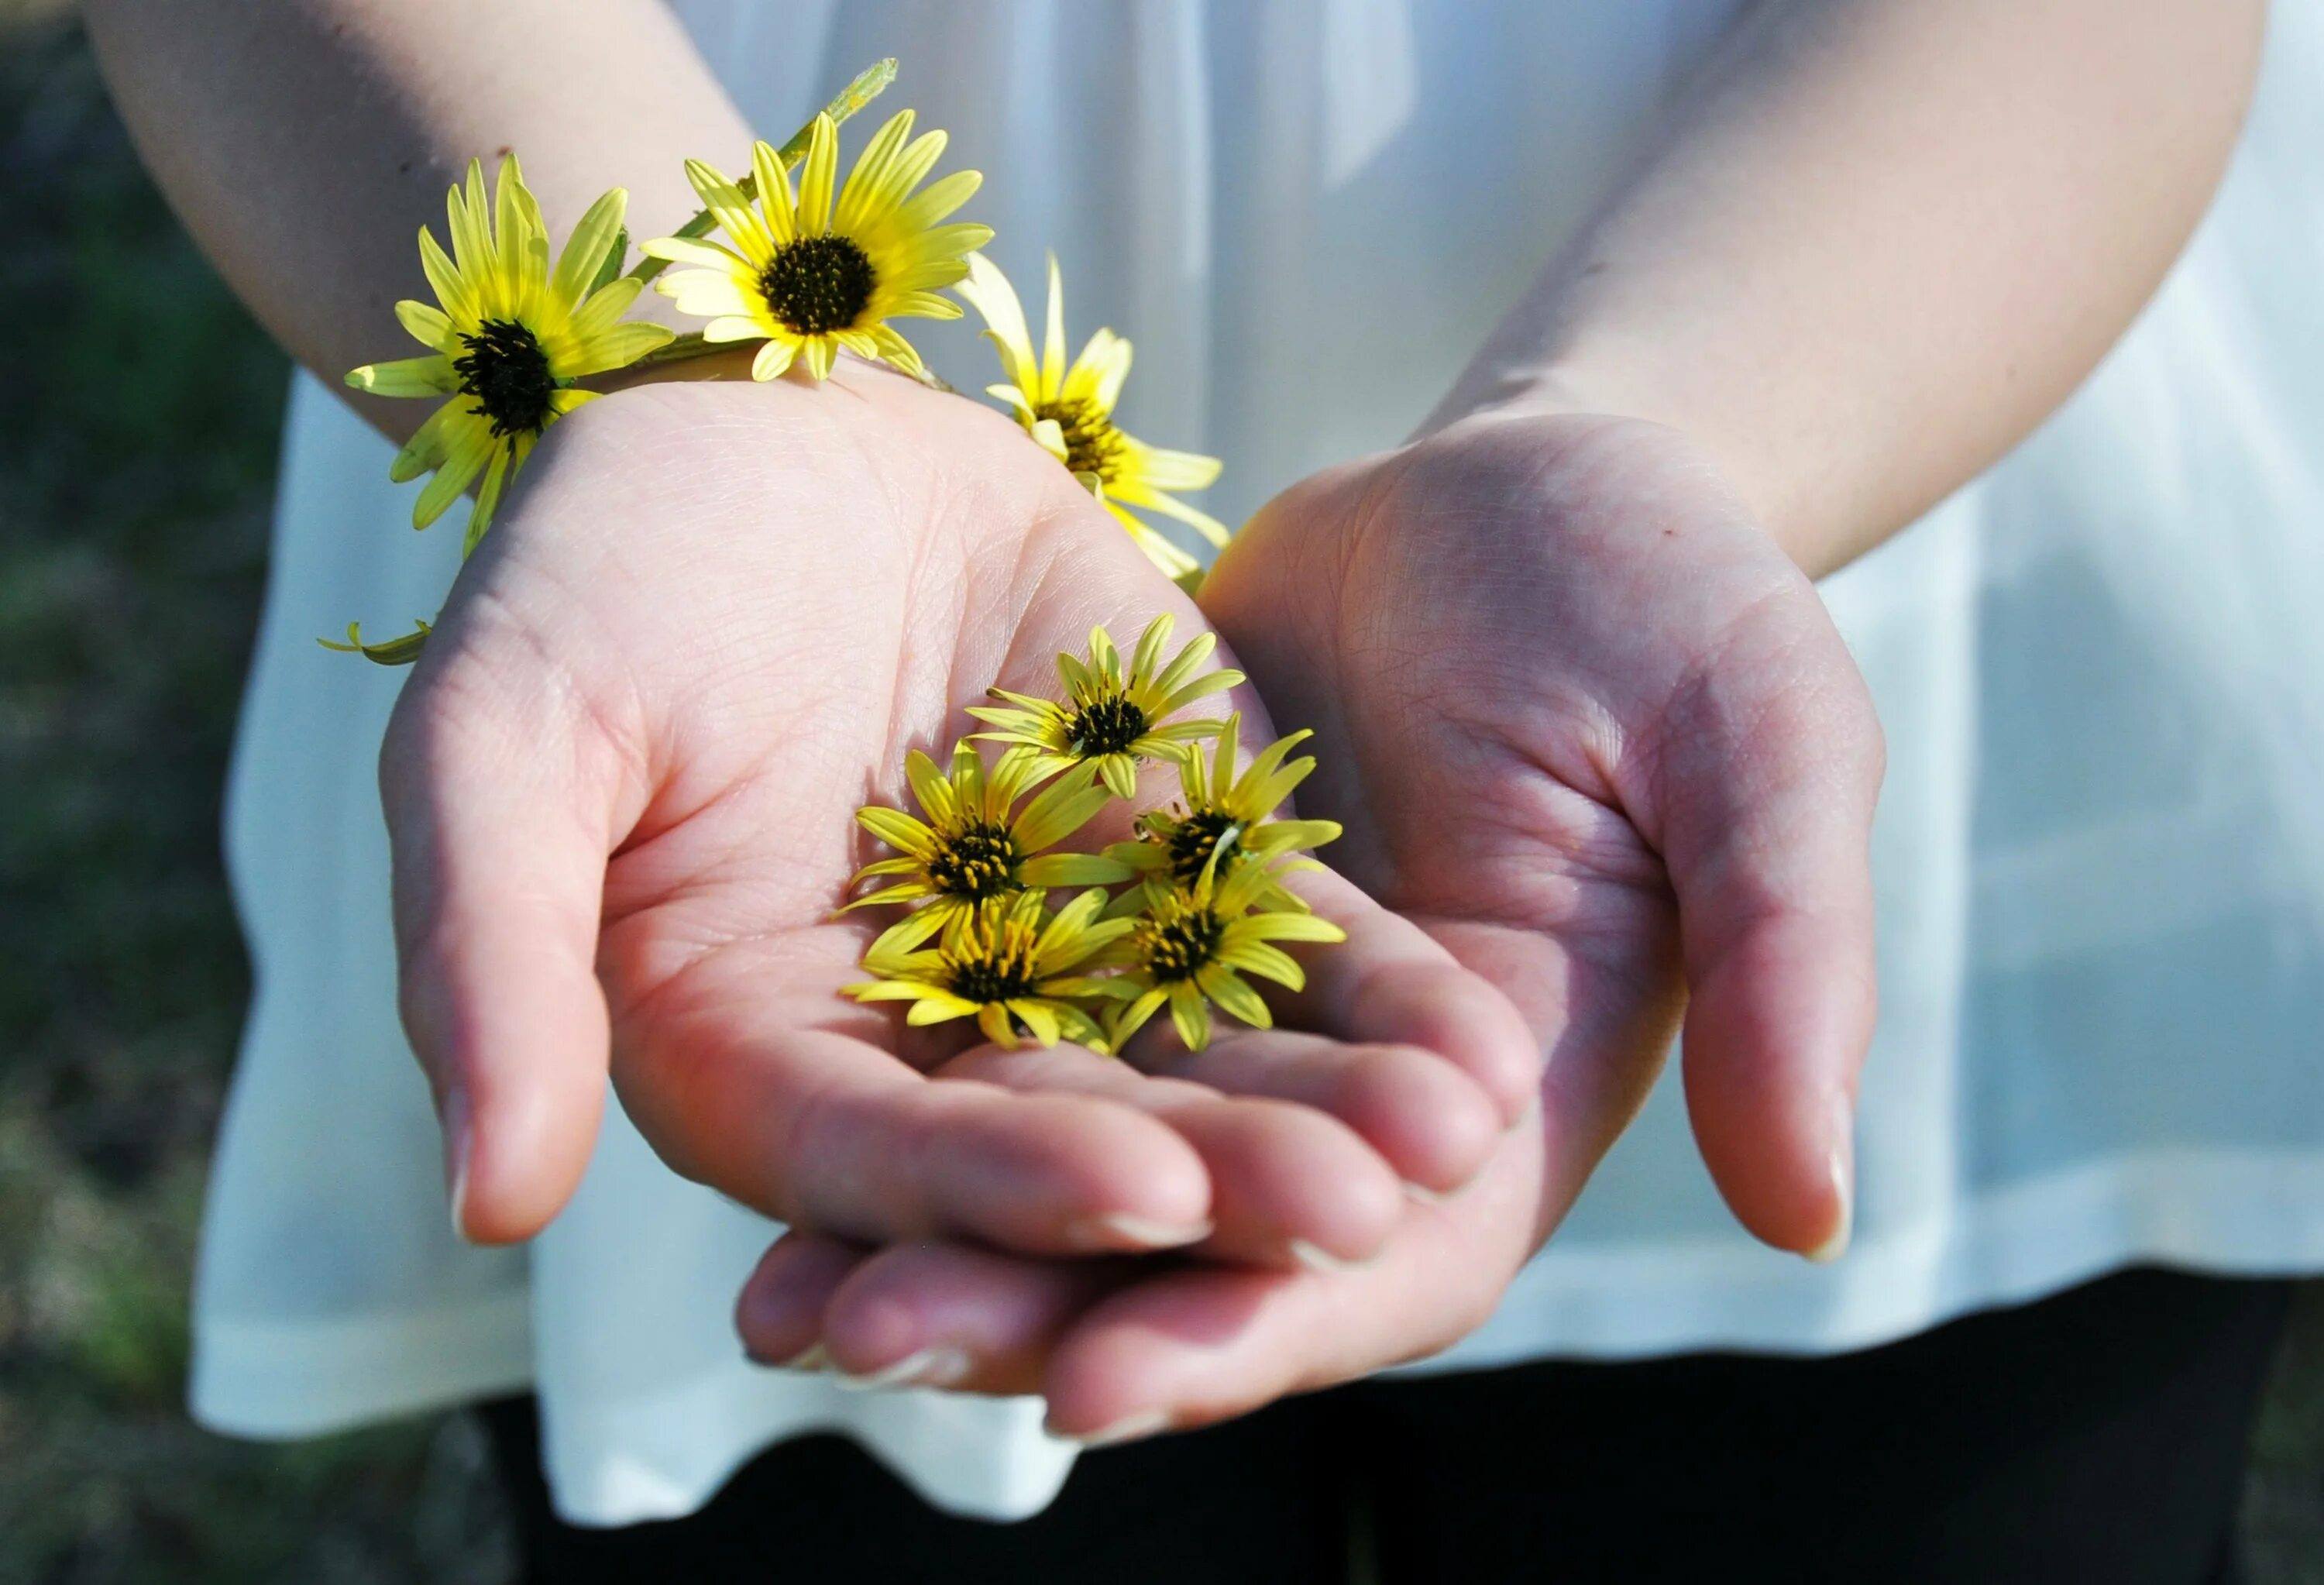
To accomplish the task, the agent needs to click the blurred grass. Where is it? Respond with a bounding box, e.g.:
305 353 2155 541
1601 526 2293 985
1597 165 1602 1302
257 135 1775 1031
0 11 2318 1585
0 16 508 1584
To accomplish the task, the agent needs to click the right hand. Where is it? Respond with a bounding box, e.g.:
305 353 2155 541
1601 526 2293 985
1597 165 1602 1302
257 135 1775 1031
725 409 1888 1431
382 366 1538 1271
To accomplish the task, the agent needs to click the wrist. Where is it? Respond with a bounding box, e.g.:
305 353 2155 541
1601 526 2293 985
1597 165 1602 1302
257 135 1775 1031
1419 352 1843 579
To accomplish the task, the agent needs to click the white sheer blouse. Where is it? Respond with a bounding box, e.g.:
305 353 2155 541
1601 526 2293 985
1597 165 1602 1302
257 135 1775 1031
191 0 2324 1525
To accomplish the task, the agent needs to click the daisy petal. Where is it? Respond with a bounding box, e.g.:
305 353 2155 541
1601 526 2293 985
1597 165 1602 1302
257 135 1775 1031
394 299 459 354
552 185 630 315
347 354 459 397
798 113 837 233
411 425 494 530
1199 966 1273 1030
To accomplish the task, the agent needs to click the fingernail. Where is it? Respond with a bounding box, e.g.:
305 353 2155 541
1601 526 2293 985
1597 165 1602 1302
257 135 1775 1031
779 1343 830 1373
1288 1239 1370 1274
835 1345 972 1391
1061 1408 1171 1448
1403 1180 1459 1206
442 1087 473 1243
1065 1214 1214 1252
1806 1092 1855 1264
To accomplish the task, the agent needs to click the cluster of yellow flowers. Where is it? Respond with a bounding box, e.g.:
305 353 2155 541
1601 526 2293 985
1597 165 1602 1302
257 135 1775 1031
329 60 1226 662
332 63 1346 1041
841 616 1346 1053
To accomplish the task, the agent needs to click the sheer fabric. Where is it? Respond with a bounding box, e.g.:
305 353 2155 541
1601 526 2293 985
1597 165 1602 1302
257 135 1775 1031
192 0 2324 1523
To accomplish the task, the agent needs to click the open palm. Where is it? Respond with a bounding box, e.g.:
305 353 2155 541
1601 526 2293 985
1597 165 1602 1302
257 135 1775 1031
734 411 1884 1436
383 368 1537 1279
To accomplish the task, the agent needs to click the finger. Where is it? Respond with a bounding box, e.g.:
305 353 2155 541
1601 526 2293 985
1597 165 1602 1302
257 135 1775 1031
736 1231 868 1369
815 1241 1126 1396
1271 867 1543 1125
1135 1029 1504 1196
1038 1124 1546 1442
380 604 643 1244
1656 610 1885 1257
937 1043 1408 1268
614 929 1218 1256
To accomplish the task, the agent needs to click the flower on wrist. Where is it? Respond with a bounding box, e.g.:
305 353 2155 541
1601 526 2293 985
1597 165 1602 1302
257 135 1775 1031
957 253 1231 582
640 109 990 383
346 156 672 556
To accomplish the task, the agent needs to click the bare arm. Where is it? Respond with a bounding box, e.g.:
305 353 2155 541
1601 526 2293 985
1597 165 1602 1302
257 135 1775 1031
1433 0 2266 575
84 0 752 439
82 2 1537 1260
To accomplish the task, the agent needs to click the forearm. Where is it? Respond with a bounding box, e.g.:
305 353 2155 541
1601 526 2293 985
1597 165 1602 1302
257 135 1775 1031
1430 0 2264 577
85 0 751 442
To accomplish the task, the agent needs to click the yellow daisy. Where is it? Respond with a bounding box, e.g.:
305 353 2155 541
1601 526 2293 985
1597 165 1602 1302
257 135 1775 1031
345 156 672 555
845 888 1129 1050
847 741 1130 922
640 109 990 383
1107 713 1342 911
967 614 1243 799
1093 859 1347 1053
956 253 1230 580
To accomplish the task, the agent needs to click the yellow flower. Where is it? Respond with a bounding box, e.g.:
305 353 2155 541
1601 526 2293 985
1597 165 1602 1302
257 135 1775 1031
845 888 1130 1050
1107 713 1341 911
640 110 990 383
956 253 1230 581
847 741 1130 923
967 614 1243 799
346 156 672 555
1094 859 1346 1053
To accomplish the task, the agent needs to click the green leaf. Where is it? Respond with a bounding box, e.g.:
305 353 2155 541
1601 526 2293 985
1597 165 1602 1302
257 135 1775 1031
318 619 431 666
586 225 630 294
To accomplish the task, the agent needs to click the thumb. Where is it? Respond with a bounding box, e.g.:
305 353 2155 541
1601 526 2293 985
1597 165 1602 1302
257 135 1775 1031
380 613 642 1243
1655 597 1885 1258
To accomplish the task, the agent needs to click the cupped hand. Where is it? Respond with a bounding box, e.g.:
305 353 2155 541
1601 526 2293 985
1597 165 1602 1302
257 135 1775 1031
732 409 1884 1432
383 366 1537 1268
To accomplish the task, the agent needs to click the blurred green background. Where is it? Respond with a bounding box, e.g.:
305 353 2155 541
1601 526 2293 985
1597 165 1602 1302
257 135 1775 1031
0 11 513 1581
0 8 2319 1582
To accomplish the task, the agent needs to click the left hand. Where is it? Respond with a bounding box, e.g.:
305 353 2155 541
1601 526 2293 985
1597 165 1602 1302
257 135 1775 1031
731 411 1886 1435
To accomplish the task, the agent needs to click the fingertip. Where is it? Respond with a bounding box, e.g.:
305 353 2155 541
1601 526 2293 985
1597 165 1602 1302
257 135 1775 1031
1229 1102 1407 1266
737 1234 865 1365
1680 920 1870 1255
823 1286 926 1377
455 1057 608 1243
934 1088 1216 1253
1351 961 1543 1128
820 1241 1116 1395
1041 1268 1287 1439
1315 1043 1506 1195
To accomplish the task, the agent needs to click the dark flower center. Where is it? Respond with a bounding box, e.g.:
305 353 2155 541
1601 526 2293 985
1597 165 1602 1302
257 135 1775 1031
926 822 1019 899
1163 809 1242 886
1037 396 1128 483
454 319 556 438
1067 695 1149 758
1143 909 1224 984
947 948 1041 1006
758 235 876 335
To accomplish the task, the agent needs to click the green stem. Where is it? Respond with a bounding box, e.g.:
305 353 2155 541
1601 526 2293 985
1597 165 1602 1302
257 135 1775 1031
628 331 722 369
620 332 957 394
625 57 898 286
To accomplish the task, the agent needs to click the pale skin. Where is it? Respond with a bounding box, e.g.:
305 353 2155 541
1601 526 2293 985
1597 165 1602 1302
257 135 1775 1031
90 0 2264 1445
